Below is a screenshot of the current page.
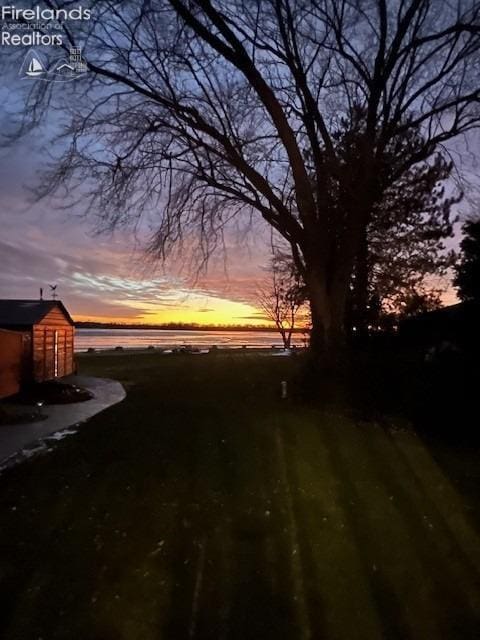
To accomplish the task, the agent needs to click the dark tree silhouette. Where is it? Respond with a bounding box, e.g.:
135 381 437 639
393 286 442 318
4 0 480 365
454 218 480 302
345 131 459 333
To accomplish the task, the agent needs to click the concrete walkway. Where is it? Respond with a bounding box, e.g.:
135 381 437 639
0 376 125 467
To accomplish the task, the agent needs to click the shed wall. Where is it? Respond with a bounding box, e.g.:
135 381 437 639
0 330 29 399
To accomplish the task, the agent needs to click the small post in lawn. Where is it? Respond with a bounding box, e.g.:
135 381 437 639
36 401 44 419
281 381 288 399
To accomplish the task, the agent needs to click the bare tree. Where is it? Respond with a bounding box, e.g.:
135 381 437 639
4 0 480 366
257 250 307 348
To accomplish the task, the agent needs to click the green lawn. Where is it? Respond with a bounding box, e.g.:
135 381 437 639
1 353 479 639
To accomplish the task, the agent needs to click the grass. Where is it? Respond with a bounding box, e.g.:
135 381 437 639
0 352 479 639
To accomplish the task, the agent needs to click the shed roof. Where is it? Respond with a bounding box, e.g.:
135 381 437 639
0 300 74 327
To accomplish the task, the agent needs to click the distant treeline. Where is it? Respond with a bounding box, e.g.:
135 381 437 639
75 321 307 333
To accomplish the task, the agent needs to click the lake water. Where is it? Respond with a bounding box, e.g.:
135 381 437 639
75 328 307 352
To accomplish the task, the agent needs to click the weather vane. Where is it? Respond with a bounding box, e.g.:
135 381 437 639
49 284 58 300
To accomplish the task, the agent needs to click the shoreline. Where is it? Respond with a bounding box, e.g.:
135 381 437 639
75 329 308 354
76 345 303 356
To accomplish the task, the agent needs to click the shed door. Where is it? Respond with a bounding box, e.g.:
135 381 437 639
35 328 68 381
43 330 61 379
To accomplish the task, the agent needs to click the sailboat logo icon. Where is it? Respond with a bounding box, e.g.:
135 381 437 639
26 57 45 77
19 49 46 79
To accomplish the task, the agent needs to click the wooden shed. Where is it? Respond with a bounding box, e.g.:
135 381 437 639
0 300 75 396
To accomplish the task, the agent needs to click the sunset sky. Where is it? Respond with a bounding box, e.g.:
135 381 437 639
0 123 276 325
0 123 464 324
0 81 470 325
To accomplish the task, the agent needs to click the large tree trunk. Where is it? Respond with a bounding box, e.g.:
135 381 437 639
302 202 371 375
306 269 348 370
304 219 368 371
299 268 350 402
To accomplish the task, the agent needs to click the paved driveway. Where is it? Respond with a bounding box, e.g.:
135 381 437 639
0 375 125 466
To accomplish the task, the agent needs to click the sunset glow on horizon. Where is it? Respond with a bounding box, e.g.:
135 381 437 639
72 295 273 327
0 153 278 327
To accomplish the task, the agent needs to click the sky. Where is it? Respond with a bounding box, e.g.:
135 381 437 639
0 26 281 328
0 128 463 324
0 123 274 326
0 88 466 325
